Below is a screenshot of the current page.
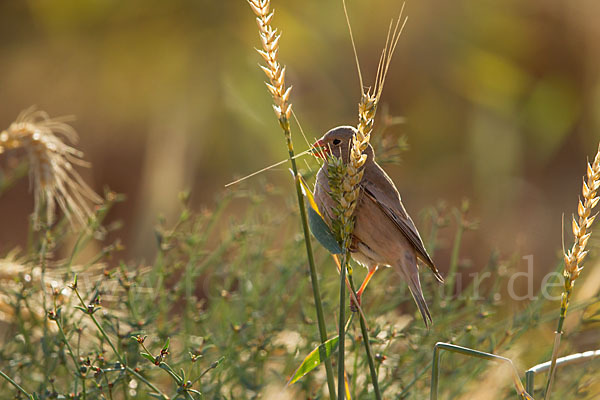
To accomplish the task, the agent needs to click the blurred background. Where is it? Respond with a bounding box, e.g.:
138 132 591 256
0 0 599 280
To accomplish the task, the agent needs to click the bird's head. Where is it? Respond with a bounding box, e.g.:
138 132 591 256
311 126 375 164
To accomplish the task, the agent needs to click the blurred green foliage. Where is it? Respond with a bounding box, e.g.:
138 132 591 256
0 187 597 398
0 0 599 272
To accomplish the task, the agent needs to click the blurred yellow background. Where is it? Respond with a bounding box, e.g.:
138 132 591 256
0 0 599 278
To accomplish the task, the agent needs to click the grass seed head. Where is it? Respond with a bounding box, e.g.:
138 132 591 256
0 107 102 230
329 7 406 247
564 143 600 293
248 0 292 122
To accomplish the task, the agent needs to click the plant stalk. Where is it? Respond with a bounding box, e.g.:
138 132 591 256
282 117 337 400
347 272 382 400
544 289 569 400
54 317 85 398
73 286 170 399
0 370 34 399
338 250 348 399
445 210 464 297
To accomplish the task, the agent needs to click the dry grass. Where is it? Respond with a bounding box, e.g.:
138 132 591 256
545 142 600 398
0 107 101 229
246 1 337 398
247 0 292 122
340 5 407 231
564 143 600 288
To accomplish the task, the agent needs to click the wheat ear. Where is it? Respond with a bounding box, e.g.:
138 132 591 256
0 107 102 230
545 142 600 399
247 0 292 124
564 145 600 284
246 2 338 398
326 6 407 400
341 7 406 228
335 0 407 253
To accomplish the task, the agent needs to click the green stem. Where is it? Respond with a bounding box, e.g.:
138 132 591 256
347 273 382 400
73 287 170 399
351 343 358 398
126 367 169 400
54 317 85 397
282 118 336 400
39 232 51 388
0 370 33 399
544 290 569 400
159 362 182 384
527 348 600 395
74 288 125 365
445 210 464 297
338 251 348 399
191 356 225 386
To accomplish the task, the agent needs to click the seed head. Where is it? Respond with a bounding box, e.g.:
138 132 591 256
0 107 102 230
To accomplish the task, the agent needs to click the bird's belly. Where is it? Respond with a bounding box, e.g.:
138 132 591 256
351 240 381 268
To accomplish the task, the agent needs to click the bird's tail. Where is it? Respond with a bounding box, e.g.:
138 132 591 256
396 256 433 328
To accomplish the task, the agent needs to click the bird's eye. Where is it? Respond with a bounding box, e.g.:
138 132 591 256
333 139 341 145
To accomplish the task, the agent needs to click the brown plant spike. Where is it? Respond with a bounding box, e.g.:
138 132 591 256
564 143 600 293
339 8 407 240
0 107 102 229
545 142 600 399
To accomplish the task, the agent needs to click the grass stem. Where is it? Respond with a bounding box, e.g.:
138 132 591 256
72 286 170 399
445 209 464 297
54 316 85 397
347 273 381 400
245 2 337 396
0 370 33 399
337 251 348 399
543 300 567 399
285 121 337 399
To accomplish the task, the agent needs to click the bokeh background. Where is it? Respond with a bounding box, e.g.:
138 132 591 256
1 0 599 281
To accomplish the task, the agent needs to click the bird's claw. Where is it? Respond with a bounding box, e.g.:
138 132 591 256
350 293 362 313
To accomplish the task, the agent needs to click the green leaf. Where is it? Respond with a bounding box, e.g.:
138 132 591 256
307 206 342 254
287 335 339 385
162 337 170 352
140 352 155 363
294 172 342 254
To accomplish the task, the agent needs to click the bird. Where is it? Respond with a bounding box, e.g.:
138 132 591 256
313 125 443 327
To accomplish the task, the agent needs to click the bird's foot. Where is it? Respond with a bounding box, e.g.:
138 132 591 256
349 293 362 313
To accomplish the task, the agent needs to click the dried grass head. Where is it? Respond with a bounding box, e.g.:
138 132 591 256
0 107 102 230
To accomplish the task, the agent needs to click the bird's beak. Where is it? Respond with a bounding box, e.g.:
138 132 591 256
310 140 329 159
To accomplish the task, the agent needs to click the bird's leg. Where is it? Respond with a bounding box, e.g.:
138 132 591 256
350 265 377 312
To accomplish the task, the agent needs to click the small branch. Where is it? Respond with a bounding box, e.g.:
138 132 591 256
0 370 34 399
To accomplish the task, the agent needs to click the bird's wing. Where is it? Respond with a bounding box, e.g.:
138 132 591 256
361 168 444 283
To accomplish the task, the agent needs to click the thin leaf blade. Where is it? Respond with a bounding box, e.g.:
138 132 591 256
287 335 339 385
294 172 343 254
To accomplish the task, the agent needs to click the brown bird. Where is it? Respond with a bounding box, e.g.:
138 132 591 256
313 126 443 327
